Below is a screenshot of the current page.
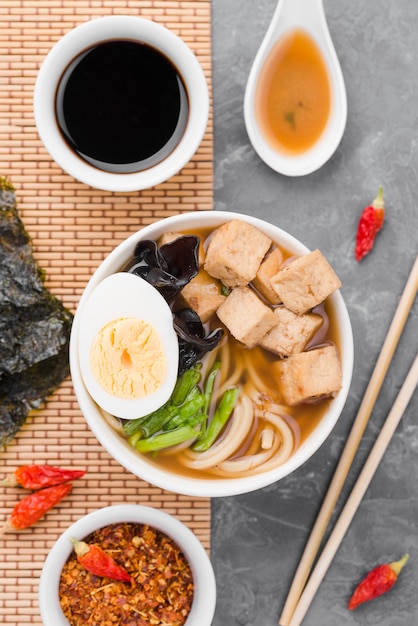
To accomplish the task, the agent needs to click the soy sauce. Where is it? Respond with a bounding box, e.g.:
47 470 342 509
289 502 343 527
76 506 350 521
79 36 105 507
55 40 189 173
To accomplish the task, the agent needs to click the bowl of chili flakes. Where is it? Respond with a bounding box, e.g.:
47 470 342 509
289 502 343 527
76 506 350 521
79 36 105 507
39 504 216 626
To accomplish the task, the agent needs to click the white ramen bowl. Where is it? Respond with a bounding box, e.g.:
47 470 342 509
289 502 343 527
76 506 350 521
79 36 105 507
34 16 209 192
39 504 216 626
70 211 354 497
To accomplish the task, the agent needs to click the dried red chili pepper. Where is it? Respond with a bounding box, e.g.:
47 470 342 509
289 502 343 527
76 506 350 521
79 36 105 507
355 186 385 261
70 537 132 583
0 464 85 489
348 554 409 609
0 483 73 533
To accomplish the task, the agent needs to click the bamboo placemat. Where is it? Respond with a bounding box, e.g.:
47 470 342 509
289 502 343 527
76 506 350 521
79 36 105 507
0 2 213 623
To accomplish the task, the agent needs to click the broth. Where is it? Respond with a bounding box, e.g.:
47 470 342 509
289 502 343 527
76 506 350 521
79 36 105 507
255 29 331 155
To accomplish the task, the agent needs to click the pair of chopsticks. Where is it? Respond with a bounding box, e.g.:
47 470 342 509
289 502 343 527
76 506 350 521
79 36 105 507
279 253 418 626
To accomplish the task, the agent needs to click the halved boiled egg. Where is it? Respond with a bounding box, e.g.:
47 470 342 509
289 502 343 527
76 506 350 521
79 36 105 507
78 272 179 420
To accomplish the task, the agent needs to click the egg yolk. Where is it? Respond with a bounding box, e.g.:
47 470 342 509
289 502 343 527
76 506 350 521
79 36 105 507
90 317 167 399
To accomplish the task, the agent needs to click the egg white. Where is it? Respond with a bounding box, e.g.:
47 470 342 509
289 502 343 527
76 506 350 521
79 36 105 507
78 272 179 420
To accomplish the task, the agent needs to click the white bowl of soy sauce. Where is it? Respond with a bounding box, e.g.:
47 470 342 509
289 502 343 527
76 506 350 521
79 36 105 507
34 16 209 192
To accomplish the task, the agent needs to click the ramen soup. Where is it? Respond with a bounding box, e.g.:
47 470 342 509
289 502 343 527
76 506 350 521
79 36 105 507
104 220 343 480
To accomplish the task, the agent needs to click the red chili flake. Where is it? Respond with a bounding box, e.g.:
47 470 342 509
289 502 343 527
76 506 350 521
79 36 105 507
348 554 409 610
0 464 85 489
0 483 73 532
59 522 194 626
355 186 385 261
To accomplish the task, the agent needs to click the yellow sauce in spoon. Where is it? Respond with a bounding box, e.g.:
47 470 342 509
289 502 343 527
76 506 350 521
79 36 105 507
255 29 331 155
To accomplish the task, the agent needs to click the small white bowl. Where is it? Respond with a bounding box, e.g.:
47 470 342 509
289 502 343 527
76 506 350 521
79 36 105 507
39 504 216 626
34 16 209 192
70 211 354 498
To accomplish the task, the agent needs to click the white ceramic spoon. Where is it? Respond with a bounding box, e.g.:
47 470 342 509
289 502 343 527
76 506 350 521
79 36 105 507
244 0 347 177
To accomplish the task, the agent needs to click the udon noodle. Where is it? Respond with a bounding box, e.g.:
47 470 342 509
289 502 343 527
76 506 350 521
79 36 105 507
174 341 297 477
105 334 303 479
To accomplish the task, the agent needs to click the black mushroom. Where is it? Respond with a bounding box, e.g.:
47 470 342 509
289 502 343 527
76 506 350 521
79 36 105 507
128 236 200 302
173 308 224 375
126 235 224 374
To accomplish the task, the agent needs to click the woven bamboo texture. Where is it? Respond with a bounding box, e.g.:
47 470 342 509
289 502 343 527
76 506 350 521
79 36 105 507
0 2 213 623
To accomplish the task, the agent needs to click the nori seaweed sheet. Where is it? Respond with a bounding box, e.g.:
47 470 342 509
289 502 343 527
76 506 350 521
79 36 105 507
0 177 73 447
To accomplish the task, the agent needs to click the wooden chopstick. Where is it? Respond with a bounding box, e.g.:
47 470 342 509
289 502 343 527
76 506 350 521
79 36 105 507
279 253 418 626
287 352 418 626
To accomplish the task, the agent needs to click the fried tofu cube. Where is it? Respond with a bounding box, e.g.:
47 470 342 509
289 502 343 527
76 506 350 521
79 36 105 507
216 286 278 348
260 306 323 357
252 247 283 304
273 345 342 405
180 269 226 323
270 249 342 314
204 219 272 287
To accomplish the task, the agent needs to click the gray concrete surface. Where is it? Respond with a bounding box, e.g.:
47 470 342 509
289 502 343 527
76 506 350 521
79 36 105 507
210 1 418 624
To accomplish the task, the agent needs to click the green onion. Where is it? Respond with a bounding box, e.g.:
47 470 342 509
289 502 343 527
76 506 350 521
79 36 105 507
192 387 240 452
135 425 200 453
163 394 206 431
136 405 178 439
171 364 202 406
123 403 177 440
203 361 221 414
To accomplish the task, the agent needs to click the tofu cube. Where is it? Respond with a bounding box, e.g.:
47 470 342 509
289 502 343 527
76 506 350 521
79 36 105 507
270 249 342 314
273 345 342 405
180 269 226 323
252 247 283 304
204 219 272 287
260 306 323 357
216 286 278 348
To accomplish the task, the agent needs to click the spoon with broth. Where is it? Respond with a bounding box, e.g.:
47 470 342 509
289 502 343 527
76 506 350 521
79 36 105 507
244 0 347 176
